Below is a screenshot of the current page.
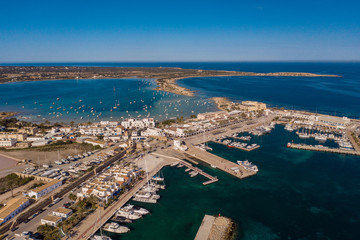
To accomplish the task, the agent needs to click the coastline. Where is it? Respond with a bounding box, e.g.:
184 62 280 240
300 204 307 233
154 71 340 97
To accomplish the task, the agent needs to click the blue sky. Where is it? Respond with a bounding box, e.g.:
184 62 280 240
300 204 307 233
0 0 359 62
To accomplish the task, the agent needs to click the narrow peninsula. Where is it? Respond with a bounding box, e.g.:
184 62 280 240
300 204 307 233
0 66 339 96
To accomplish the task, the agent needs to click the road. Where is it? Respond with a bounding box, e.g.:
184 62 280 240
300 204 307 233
10 195 72 237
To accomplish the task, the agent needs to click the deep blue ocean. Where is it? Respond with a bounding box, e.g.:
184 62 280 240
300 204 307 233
1 62 360 239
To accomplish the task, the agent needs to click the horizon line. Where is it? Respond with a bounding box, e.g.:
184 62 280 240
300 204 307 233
1 60 360 65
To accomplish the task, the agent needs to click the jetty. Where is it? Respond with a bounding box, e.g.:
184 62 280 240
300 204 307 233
152 153 218 185
287 143 360 156
179 160 218 185
184 145 257 179
195 214 234 240
212 140 260 152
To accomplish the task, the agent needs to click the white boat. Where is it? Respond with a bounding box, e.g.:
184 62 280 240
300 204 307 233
133 196 157 204
116 209 142 220
152 176 164 181
132 206 150 215
237 160 259 172
103 222 130 234
315 135 327 142
298 133 310 139
91 235 112 240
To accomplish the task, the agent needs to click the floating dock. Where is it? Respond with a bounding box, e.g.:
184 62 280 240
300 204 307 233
178 160 218 185
152 152 219 185
287 143 360 156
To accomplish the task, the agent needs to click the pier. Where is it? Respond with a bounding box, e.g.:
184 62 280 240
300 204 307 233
152 153 218 185
178 160 218 185
287 143 360 156
194 214 234 240
194 215 216 240
212 140 260 152
183 145 257 179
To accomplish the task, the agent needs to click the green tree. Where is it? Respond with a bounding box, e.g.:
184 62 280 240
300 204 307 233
37 224 61 240
69 193 77 201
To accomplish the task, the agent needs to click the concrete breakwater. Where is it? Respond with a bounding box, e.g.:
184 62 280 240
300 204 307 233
195 214 234 240
185 145 257 179
287 143 360 156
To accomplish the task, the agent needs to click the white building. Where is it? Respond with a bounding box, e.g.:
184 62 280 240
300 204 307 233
173 139 188 151
41 215 62 226
28 180 62 199
80 127 105 136
197 111 229 120
0 197 30 225
121 118 155 129
26 136 45 141
84 139 108 148
164 127 186 137
0 138 17 147
59 127 72 133
31 140 51 147
141 128 164 137
52 207 72 219
100 121 119 128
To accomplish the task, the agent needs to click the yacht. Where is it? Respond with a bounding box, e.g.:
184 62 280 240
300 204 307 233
315 135 327 142
116 209 142 220
120 204 149 215
132 206 150 215
237 160 259 172
103 222 130 234
91 235 112 240
298 133 310 139
112 216 133 224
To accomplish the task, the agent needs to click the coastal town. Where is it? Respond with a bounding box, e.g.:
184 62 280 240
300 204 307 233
0 97 359 240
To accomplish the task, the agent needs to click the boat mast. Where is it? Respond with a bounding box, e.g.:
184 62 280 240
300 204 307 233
144 156 150 187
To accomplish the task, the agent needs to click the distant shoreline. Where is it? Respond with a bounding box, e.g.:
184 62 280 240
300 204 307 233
0 66 340 97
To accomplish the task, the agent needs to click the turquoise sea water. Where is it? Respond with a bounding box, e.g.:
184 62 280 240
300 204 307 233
105 125 360 240
0 78 215 123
